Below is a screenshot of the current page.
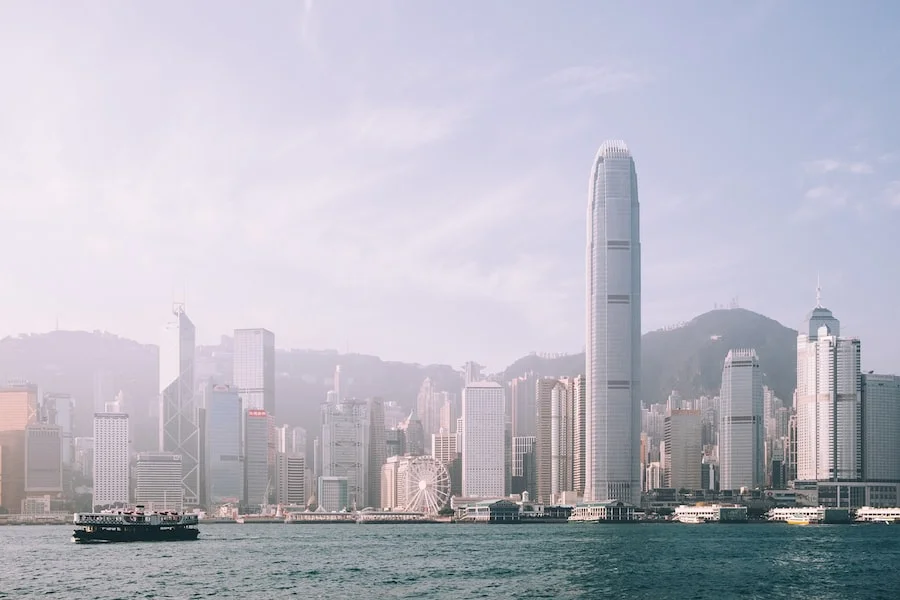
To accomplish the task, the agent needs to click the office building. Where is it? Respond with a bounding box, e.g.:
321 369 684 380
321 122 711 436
664 410 701 491
275 452 306 506
233 328 275 415
461 382 505 498
317 476 349 511
93 412 129 509
159 303 201 506
367 397 386 509
861 374 900 482
586 140 641 504
512 435 537 498
205 385 243 506
509 375 536 438
24 424 63 496
134 452 183 510
321 400 370 509
796 294 862 482
571 374 587 498
42 393 75 465
534 377 557 503
0 385 39 513
244 409 270 509
719 349 764 490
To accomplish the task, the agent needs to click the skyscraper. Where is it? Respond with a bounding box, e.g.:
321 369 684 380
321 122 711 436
233 328 276 416
461 382 505 498
93 412 129 509
663 410 701 491
796 293 862 482
321 400 370 509
860 374 900 482
585 140 641 504
134 452 184 511
244 409 270 509
0 384 39 513
159 303 200 506
24 424 63 497
205 385 243 506
719 349 764 490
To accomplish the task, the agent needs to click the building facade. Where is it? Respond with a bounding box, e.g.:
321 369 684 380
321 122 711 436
134 452 184 510
159 303 201 506
719 349 764 490
663 410 701 490
275 452 306 506
205 385 243 506
861 374 900 482
233 328 276 415
244 409 270 509
93 412 129 509
24 424 63 497
796 298 862 482
461 382 505 498
321 400 370 509
586 140 641 504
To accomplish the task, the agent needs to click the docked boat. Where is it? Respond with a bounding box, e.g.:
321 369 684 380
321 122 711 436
72 507 199 543
677 515 709 524
235 514 285 524
786 515 820 526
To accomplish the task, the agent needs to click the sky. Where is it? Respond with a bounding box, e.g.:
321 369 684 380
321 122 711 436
1 1 899 372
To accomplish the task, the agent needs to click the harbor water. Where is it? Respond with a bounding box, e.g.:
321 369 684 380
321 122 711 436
1 523 898 599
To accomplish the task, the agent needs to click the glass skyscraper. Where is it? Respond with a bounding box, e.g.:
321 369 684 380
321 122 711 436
719 350 764 490
585 140 641 504
159 303 200 506
205 385 243 506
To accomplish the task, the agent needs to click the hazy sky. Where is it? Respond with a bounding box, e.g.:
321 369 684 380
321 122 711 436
1 1 899 372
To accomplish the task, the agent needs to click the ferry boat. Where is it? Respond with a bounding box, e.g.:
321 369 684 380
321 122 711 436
677 515 709 524
786 514 820 526
72 507 199 543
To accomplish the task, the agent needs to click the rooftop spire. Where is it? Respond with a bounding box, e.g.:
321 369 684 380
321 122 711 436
815 274 823 308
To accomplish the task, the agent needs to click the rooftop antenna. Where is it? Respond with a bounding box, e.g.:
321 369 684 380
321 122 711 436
815 273 823 308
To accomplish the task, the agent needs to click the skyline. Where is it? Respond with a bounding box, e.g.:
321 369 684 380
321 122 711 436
1 2 899 372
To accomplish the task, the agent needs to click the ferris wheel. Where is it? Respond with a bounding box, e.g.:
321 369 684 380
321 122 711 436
400 457 451 515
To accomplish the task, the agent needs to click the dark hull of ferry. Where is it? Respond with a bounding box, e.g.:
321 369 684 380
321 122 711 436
73 527 199 543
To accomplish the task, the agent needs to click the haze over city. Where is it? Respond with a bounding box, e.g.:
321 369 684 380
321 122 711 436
1 0 898 373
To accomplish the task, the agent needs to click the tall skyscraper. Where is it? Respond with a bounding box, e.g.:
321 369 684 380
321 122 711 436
512 435 537 498
796 293 862 482
93 412 129 509
321 400 370 509
719 349 764 490
0 385 39 513
24 424 63 497
367 397 386 509
585 140 641 504
861 374 900 482
509 375 536 438
461 382 505 498
42 394 75 466
571 375 587 497
275 453 306 506
233 329 276 416
159 303 201 506
663 410 701 490
534 377 557 503
205 385 243 506
244 409 270 509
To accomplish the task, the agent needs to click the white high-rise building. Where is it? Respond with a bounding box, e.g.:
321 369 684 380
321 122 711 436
796 293 862 482
134 452 183 511
719 349 764 490
159 303 200 506
275 452 306 506
861 374 900 482
93 412 129 509
664 410 701 490
233 329 275 415
586 140 641 504
461 382 505 498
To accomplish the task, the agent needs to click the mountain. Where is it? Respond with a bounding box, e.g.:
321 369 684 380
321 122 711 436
0 308 797 451
503 308 798 404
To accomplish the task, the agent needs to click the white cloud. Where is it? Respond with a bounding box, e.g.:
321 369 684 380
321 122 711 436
883 181 900 208
544 65 648 97
803 159 873 175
